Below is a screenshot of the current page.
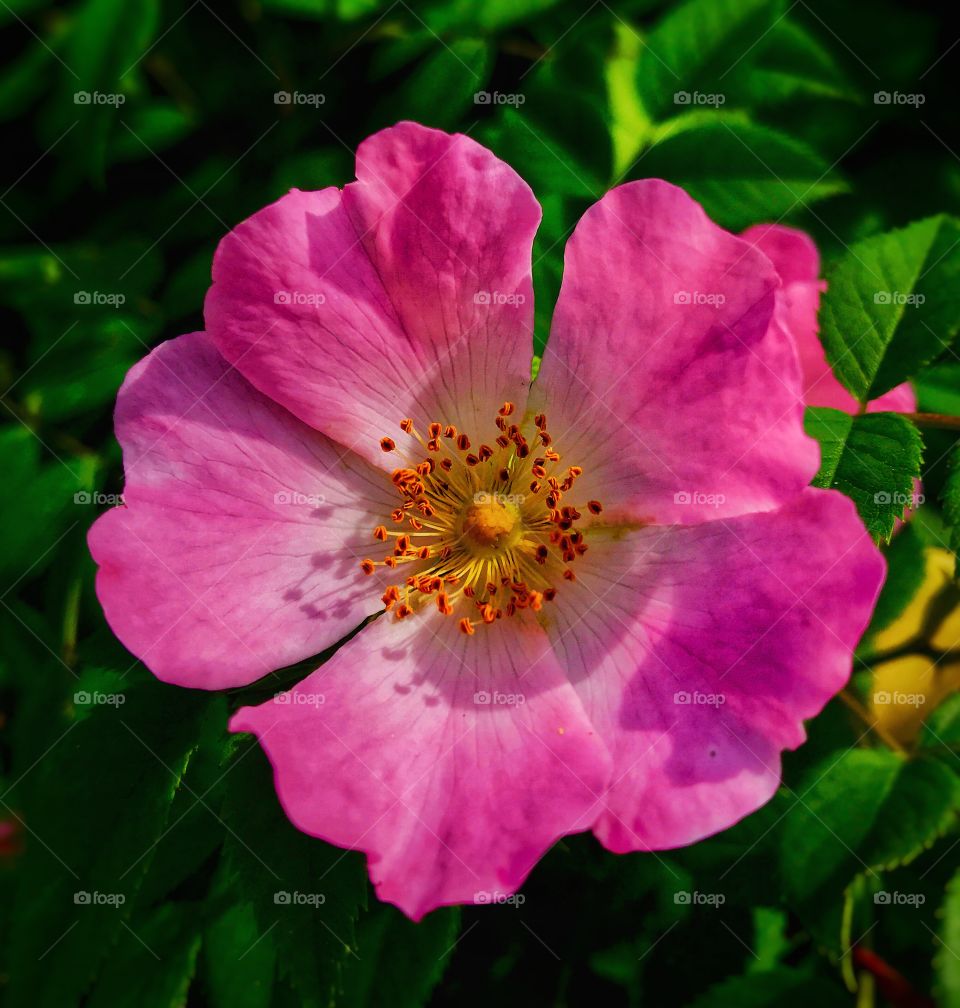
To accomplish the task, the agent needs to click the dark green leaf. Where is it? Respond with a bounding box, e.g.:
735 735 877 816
637 0 785 121
218 740 367 1008
634 121 846 230
340 904 460 1007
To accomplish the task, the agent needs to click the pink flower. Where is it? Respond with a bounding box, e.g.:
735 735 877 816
89 122 884 920
740 224 917 413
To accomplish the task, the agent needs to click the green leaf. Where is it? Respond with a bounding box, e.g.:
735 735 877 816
634 122 846 230
58 0 160 181
804 408 923 542
637 0 785 121
818 216 960 402
3 681 220 1008
373 38 491 131
218 740 367 1007
937 868 960 1008
781 750 960 926
724 18 856 107
0 426 94 583
941 443 960 569
916 361 960 415
340 904 460 1007
920 693 960 755
863 522 927 637
86 903 203 1008
204 901 276 1008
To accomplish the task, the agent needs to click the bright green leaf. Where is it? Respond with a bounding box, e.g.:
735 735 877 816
819 215 960 402
804 407 923 542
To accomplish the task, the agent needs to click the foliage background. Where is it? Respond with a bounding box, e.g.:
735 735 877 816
3 0 960 1005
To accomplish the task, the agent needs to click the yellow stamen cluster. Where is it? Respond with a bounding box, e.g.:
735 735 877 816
359 403 601 635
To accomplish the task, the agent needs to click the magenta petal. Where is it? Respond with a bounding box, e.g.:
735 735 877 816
88 332 397 690
546 488 883 851
741 223 916 414
534 180 819 525
229 613 612 920
205 122 541 465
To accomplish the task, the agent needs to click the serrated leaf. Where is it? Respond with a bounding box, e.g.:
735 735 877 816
819 215 960 402
637 0 785 121
634 122 846 230
3 681 220 1008
804 407 923 542
340 904 460 1008
218 740 367 1008
781 750 960 930
86 903 203 1008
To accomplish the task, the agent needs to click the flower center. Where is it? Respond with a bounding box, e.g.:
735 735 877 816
360 402 603 636
460 497 522 555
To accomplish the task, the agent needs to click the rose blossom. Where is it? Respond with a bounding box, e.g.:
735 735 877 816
90 122 884 920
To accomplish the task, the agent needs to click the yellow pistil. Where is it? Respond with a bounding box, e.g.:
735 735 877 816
359 402 600 634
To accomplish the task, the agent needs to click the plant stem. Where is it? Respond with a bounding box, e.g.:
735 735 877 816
898 412 960 431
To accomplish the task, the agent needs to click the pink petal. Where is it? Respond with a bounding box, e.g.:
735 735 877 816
546 488 883 851
533 180 818 525
204 122 541 466
88 332 397 690
741 223 917 414
229 612 612 920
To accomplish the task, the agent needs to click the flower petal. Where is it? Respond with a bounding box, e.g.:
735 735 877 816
741 223 916 413
204 122 541 465
533 180 818 524
229 612 612 920
88 332 396 690
545 488 883 851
